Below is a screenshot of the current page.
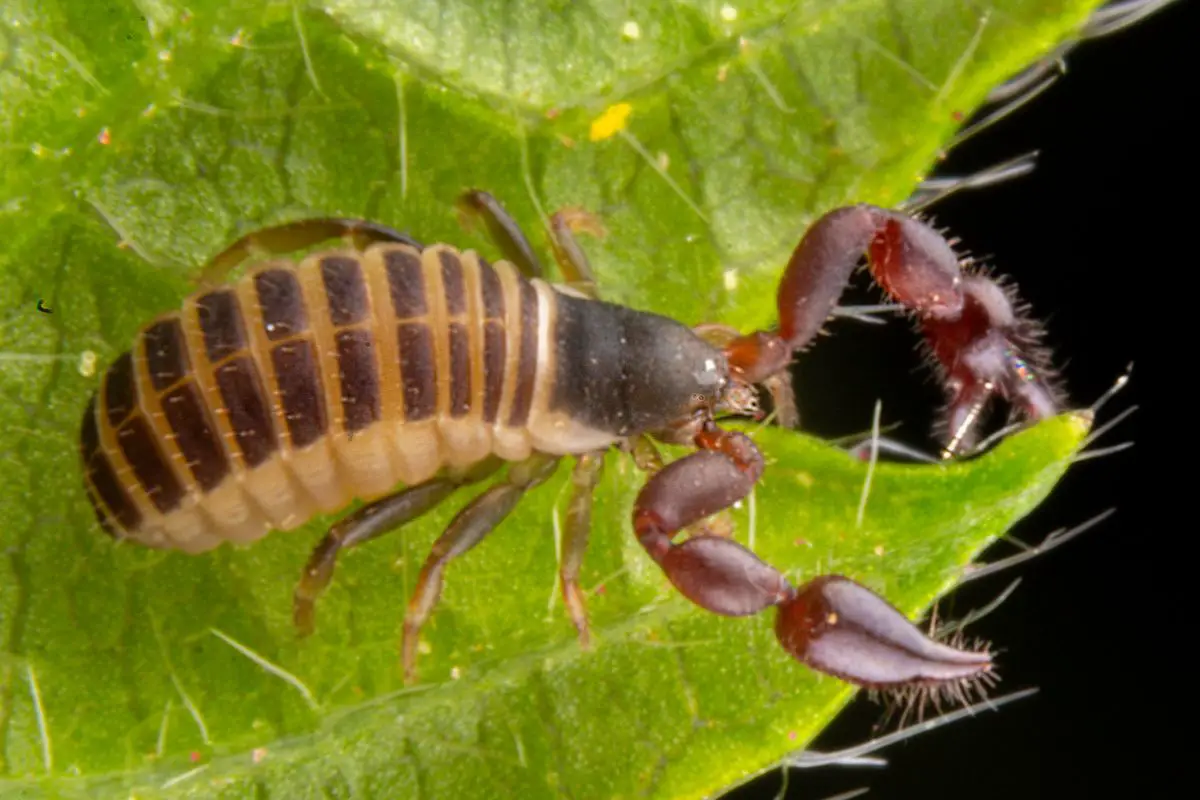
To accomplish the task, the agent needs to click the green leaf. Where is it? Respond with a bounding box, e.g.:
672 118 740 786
0 0 1102 797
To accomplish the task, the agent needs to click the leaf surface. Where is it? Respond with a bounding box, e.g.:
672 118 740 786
0 0 1101 796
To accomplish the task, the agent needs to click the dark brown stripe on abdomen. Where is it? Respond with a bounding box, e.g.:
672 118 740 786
118 416 184 513
440 250 466 315
398 322 435 421
482 321 505 423
256 269 308 340
103 352 137 427
448 322 470 417
272 341 326 448
80 395 140 535
508 280 538 427
335 329 381 432
385 249 426 318
196 290 247 362
88 448 142 532
161 382 229 490
144 319 191 391
480 259 504 319
322 256 370 326
214 356 278 467
83 484 117 538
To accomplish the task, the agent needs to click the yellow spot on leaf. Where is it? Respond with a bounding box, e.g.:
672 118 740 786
78 350 97 377
590 103 632 142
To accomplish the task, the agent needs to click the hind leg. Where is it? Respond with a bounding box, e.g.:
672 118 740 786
292 460 502 637
200 217 422 287
402 454 561 683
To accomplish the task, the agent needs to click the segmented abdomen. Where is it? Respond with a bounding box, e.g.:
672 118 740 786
79 242 584 553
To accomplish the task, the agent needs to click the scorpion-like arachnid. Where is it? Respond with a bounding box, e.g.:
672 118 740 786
78 190 1060 692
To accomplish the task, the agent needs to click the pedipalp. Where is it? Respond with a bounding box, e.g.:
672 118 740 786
630 419 995 691
722 204 1062 456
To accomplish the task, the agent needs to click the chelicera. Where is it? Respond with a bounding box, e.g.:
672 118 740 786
79 191 1060 692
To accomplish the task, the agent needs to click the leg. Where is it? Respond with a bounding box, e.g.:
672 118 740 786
559 452 604 647
456 190 546 278
723 204 1062 456
628 434 664 473
632 423 992 689
402 454 560 683
457 189 605 296
762 370 798 429
201 218 422 287
548 207 604 297
292 460 501 636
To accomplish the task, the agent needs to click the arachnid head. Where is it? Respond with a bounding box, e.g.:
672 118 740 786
667 325 795 439
550 294 733 440
626 317 732 440
642 329 780 446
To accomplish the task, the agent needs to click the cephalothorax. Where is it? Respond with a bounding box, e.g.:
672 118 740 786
79 192 1059 691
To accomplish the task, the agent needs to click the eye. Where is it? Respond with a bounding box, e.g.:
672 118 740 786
693 356 728 395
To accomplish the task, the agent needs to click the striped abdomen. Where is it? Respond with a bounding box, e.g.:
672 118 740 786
79 242 627 553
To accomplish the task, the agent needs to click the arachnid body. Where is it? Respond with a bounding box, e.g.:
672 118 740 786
79 192 1060 691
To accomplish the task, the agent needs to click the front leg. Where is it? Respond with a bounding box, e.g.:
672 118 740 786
633 425 993 690
559 452 605 647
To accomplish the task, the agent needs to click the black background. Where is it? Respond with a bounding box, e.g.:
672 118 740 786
729 1 1182 798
